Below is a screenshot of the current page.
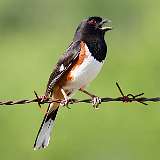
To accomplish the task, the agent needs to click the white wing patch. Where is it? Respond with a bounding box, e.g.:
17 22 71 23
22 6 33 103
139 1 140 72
59 64 65 72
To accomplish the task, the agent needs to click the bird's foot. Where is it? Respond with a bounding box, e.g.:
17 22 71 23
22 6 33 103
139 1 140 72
78 88 101 109
60 98 71 109
92 96 102 109
39 95 49 103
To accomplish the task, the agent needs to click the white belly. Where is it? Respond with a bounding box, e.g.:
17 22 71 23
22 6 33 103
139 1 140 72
63 44 103 93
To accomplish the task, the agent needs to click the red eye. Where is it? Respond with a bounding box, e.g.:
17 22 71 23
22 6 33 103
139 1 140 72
88 19 96 25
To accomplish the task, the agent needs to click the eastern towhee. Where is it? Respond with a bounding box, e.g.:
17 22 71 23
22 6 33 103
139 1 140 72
34 16 112 150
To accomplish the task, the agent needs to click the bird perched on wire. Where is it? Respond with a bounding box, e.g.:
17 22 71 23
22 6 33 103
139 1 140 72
34 16 112 150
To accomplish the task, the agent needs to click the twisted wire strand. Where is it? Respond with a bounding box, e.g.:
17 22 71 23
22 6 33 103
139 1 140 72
0 83 159 107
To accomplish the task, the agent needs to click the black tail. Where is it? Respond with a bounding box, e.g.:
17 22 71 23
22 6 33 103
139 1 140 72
34 106 59 150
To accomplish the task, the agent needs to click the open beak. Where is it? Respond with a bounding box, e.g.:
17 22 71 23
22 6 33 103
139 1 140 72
99 19 112 32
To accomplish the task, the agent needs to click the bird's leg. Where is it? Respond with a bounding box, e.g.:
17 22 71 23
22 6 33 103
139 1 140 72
79 88 101 109
60 88 71 109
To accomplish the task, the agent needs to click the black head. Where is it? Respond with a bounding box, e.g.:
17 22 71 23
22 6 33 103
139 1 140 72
73 16 112 41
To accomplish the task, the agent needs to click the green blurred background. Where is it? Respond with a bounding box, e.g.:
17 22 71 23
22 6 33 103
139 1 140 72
0 0 160 159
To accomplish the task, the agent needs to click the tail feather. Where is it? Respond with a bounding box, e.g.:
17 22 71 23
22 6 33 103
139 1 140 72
34 105 59 150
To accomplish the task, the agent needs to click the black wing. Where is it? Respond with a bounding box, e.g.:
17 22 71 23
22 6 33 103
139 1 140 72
45 41 81 96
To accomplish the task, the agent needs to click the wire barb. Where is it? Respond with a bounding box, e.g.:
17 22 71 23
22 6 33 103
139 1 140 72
34 91 42 108
0 83 160 107
116 82 147 105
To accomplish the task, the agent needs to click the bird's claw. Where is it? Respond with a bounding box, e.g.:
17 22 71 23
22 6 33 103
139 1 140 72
39 95 49 103
60 99 71 109
92 96 101 109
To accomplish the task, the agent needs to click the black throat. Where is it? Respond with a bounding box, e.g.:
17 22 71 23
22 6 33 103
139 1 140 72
85 37 107 62
74 31 107 62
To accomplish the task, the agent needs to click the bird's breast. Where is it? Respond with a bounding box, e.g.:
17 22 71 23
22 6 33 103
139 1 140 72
63 42 103 91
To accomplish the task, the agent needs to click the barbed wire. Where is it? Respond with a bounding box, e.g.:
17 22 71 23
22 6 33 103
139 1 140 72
0 83 160 107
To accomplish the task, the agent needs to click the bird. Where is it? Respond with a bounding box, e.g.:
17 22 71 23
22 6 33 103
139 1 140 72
33 16 112 150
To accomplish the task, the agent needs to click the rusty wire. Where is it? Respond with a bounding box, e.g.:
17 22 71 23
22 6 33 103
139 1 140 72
0 83 160 107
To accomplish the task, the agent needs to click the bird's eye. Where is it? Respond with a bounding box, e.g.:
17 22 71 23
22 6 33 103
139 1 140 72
88 19 97 25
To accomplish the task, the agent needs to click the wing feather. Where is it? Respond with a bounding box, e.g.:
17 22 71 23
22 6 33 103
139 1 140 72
45 41 81 96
